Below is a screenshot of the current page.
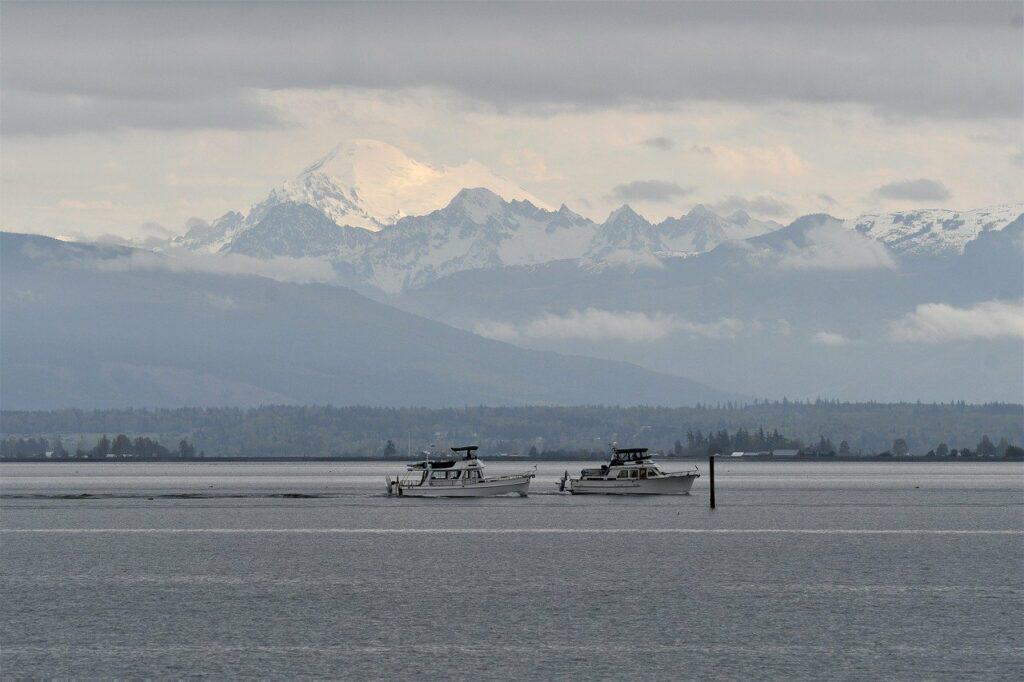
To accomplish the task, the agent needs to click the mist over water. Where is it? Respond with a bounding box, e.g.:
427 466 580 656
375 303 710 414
2 462 1022 679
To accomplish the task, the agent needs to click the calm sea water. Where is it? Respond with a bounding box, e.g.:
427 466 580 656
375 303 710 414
2 461 1022 679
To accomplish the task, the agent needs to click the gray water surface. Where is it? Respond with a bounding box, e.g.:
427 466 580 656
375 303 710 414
2 461 1022 679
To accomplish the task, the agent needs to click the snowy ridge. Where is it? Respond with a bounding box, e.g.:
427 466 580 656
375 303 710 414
257 139 548 232
845 204 1024 257
353 189 595 292
171 211 244 252
170 142 1022 292
658 205 779 252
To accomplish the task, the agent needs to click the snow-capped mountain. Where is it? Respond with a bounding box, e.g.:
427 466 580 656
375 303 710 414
657 205 780 253
253 139 548 231
586 206 664 261
177 191 1023 293
169 143 1021 293
171 211 243 251
222 202 373 260
349 188 595 292
845 204 1024 257
333 195 782 292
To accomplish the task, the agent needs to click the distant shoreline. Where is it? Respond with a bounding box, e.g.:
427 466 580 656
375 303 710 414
2 456 1020 464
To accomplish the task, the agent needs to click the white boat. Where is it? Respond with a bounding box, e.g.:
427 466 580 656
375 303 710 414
386 446 535 497
559 446 699 495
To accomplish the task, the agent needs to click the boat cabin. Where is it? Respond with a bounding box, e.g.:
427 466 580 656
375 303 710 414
578 447 667 481
401 446 485 487
609 447 651 465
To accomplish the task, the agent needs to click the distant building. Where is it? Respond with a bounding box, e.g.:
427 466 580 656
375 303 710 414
771 449 800 458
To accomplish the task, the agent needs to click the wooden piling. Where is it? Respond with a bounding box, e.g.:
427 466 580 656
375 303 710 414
709 454 716 509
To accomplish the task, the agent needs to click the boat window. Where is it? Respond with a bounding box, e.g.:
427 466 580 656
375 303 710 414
617 470 630 479
467 470 479 480
450 470 461 479
430 471 448 479
646 468 658 477
629 470 639 478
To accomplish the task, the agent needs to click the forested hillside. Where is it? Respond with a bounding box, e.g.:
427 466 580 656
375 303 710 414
2 401 1020 458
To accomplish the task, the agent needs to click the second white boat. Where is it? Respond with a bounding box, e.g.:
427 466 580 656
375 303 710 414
559 446 700 495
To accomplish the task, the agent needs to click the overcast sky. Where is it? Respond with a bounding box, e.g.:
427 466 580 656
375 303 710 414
1 1 1021 238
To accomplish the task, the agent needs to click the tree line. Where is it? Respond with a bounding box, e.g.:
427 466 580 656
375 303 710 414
1 402 1020 459
0 434 199 460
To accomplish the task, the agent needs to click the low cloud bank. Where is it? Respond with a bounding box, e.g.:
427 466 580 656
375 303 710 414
874 178 951 202
890 300 1024 343
474 308 744 343
93 250 337 284
641 136 674 151
608 180 694 204
812 331 850 346
712 194 791 218
775 223 897 271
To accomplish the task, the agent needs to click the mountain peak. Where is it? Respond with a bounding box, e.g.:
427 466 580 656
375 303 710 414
728 209 751 225
686 203 714 219
587 205 661 260
450 186 504 205
446 187 507 223
556 203 587 223
606 204 646 224
277 140 548 230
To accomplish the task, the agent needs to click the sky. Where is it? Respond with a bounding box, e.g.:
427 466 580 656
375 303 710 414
1 1 1022 240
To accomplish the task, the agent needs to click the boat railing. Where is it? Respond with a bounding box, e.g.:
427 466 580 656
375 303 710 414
665 466 701 477
393 466 534 488
395 472 426 487
487 468 536 482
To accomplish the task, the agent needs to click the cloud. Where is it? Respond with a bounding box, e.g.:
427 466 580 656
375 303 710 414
57 199 115 210
2 90 285 136
609 180 694 204
692 144 807 177
2 2 1018 134
812 331 850 346
874 178 951 202
499 149 561 182
889 300 1024 343
165 173 251 189
712 195 792 218
138 222 174 237
474 308 744 343
816 193 838 206
93 250 337 285
774 221 897 271
69 222 176 250
1011 150 1024 168
641 136 674 151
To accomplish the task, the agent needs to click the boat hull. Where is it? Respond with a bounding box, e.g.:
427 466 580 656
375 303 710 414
569 472 698 495
389 476 532 498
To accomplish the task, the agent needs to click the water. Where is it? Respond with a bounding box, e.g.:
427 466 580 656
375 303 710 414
2 461 1022 679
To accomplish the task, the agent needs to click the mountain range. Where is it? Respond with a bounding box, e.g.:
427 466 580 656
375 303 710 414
169 143 1021 296
3 142 1022 407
